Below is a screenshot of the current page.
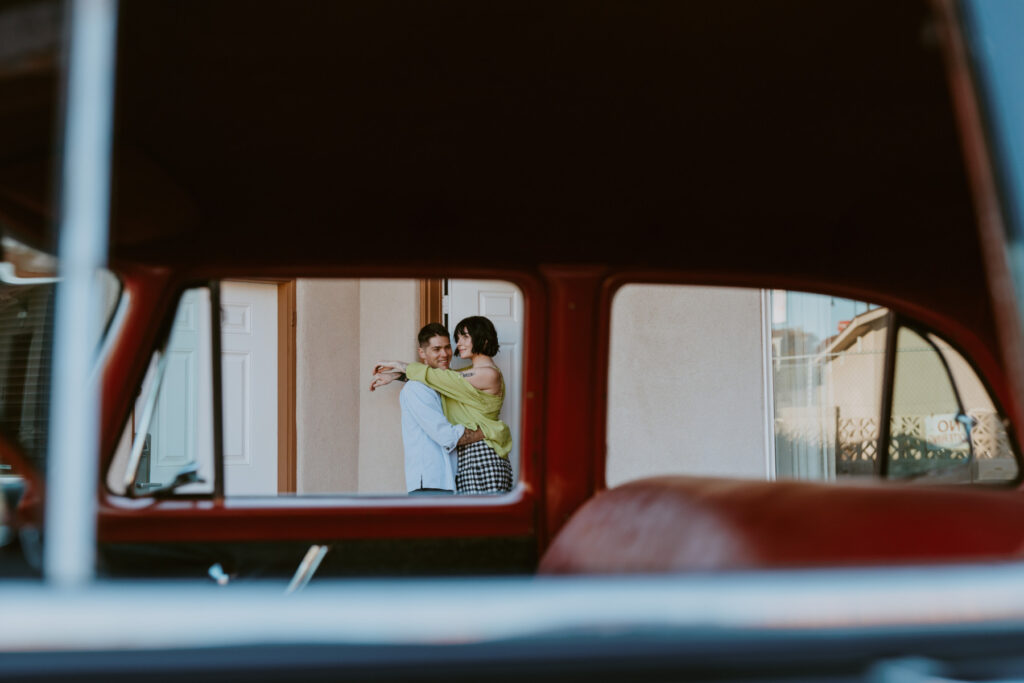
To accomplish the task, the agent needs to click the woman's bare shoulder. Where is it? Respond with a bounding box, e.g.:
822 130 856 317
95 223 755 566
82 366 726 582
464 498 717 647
459 365 501 394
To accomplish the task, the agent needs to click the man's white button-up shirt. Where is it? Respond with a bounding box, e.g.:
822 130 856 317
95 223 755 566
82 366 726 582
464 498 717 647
399 380 464 492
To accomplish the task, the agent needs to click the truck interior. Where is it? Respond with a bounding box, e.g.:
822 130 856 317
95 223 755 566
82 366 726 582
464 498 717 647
10 1 1024 681
2 0 1024 582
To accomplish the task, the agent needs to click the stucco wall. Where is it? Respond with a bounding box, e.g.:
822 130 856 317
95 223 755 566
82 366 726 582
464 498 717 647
357 280 419 493
825 326 887 419
296 279 361 493
295 279 420 494
606 285 769 485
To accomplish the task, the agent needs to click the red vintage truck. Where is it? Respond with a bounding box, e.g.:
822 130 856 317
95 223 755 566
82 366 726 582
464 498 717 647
1 0 1024 589
8 1 1024 680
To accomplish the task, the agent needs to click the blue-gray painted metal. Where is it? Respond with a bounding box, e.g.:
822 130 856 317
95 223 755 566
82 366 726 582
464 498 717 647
43 0 118 587
5 563 1024 650
963 0 1024 330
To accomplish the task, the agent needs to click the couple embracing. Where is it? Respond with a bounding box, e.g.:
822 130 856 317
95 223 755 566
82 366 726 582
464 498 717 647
370 316 513 495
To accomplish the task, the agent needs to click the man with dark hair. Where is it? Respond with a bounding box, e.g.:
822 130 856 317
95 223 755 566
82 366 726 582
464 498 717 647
375 323 482 494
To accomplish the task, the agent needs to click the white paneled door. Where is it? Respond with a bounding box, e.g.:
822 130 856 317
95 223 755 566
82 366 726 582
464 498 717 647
149 289 213 489
220 282 278 496
447 280 522 479
150 282 278 496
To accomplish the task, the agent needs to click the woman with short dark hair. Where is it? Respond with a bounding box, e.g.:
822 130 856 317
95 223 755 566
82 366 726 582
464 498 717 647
371 315 513 493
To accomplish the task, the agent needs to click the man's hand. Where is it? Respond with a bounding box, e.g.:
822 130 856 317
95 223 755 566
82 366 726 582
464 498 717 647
457 427 485 446
369 371 403 392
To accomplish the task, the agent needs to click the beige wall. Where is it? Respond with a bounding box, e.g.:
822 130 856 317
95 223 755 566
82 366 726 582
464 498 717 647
357 280 419 493
606 285 769 486
296 279 419 494
296 279 361 493
824 326 887 419
825 324 993 419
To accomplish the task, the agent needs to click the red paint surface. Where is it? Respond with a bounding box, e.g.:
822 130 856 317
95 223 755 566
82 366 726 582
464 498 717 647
540 476 1024 573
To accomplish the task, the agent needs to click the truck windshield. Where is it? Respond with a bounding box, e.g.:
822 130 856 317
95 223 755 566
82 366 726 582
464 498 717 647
0 236 119 476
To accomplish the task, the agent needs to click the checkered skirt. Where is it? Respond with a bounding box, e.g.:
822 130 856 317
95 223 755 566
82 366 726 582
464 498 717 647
456 441 513 493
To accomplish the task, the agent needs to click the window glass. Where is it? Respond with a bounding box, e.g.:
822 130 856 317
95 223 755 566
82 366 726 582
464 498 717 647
108 288 215 496
606 286 1018 487
110 278 524 498
889 327 970 481
0 237 120 479
772 293 1017 484
0 277 55 476
927 333 1018 482
772 293 885 479
144 288 215 494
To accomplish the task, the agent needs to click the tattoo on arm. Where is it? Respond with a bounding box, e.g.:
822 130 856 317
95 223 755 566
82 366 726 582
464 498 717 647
460 371 475 378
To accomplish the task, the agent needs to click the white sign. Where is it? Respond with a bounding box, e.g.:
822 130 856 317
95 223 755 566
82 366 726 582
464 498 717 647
924 414 969 452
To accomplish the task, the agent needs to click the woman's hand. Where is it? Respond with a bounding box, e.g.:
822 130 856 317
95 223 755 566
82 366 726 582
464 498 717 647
372 360 408 375
369 371 403 392
369 361 410 391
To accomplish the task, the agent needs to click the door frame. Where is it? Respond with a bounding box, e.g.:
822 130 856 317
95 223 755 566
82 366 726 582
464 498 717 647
277 280 297 493
419 278 444 330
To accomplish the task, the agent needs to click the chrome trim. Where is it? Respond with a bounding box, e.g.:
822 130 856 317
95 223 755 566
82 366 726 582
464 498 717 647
123 349 167 495
760 289 778 481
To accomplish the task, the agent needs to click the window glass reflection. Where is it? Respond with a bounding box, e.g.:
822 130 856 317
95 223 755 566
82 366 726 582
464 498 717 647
770 292 883 479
